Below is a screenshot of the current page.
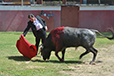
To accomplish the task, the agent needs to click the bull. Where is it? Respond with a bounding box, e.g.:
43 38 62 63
40 27 114 64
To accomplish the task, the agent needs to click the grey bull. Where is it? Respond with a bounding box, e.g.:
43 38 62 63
40 27 114 64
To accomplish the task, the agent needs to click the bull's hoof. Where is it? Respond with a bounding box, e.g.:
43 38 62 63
79 56 82 59
79 55 83 59
89 61 96 65
60 59 64 62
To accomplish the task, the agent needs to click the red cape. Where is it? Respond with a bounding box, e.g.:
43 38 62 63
16 34 37 59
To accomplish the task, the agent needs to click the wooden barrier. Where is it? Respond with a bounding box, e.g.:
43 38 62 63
41 16 54 32
13 1 30 5
0 1 30 5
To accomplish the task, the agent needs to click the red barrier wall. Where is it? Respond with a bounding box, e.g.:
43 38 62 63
79 10 114 31
0 6 114 32
41 16 54 32
0 10 61 32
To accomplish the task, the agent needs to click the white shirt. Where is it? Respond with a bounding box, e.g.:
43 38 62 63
33 18 43 30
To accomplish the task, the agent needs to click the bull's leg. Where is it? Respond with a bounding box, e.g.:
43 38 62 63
79 50 89 59
55 41 64 62
89 47 98 64
62 49 66 61
55 51 64 62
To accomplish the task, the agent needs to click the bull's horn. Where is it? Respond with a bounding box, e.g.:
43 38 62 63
38 48 41 54
38 44 44 54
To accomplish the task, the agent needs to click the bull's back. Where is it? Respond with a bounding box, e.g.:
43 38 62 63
62 27 96 47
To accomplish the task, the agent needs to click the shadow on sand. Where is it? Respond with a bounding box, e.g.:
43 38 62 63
31 59 84 64
7 56 85 64
7 56 31 61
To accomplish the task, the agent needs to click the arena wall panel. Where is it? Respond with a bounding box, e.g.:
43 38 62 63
0 6 61 32
79 6 114 31
0 6 114 32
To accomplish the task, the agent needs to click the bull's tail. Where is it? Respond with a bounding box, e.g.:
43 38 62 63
93 29 114 40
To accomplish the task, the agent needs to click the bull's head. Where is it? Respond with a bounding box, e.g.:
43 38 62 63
39 44 51 61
